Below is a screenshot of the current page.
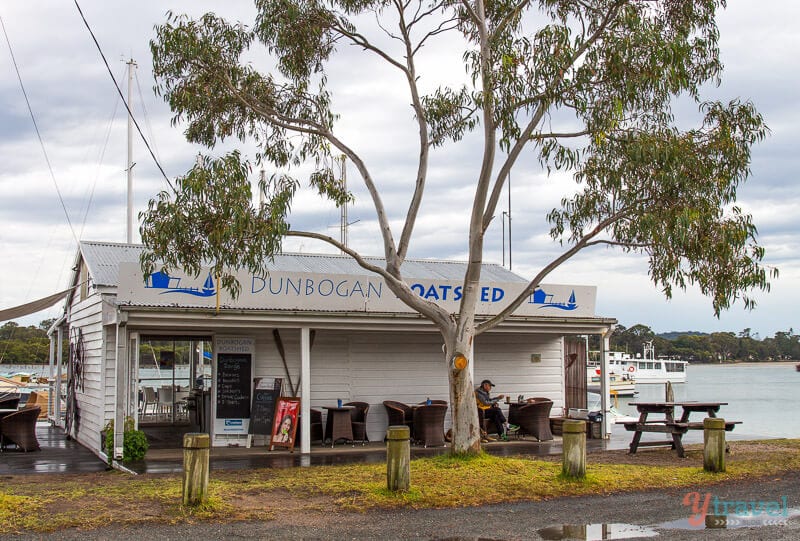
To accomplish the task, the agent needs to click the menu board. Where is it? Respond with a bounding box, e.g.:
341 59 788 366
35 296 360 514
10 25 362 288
215 353 252 419
249 378 283 435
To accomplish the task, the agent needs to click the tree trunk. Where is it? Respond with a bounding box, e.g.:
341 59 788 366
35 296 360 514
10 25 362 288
446 337 481 454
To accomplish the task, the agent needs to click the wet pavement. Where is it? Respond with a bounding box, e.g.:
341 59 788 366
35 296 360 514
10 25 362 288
0 424 630 475
0 423 111 474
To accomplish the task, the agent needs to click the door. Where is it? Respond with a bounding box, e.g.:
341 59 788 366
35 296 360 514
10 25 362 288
564 337 587 410
137 335 212 446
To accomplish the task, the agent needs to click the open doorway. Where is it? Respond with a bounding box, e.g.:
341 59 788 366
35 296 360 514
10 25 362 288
137 335 212 447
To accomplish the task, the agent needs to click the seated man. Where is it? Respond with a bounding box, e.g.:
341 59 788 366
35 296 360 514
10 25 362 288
475 379 518 441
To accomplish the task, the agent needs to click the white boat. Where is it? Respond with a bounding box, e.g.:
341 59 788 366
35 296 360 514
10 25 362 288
607 342 688 384
586 368 637 396
586 392 639 424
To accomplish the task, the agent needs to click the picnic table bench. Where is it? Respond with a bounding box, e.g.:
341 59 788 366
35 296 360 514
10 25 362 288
686 421 741 431
624 401 740 458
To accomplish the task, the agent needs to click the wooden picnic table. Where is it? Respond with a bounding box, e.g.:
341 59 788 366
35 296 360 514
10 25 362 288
624 401 739 458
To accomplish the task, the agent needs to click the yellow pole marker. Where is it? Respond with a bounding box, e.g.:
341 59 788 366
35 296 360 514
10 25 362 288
215 275 220 314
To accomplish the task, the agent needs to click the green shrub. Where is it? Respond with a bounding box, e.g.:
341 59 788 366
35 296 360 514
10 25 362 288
103 417 149 463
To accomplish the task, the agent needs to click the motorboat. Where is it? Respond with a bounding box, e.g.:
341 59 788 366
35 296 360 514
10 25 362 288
586 368 637 396
599 342 688 384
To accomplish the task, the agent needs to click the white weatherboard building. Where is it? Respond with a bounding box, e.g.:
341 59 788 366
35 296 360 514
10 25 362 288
50 241 616 461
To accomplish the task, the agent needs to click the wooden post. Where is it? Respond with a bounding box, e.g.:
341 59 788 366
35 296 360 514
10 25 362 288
665 381 674 402
386 425 410 492
183 433 210 505
562 420 586 479
703 417 726 473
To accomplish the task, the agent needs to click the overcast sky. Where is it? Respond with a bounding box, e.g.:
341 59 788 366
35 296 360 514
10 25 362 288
1 1 797 339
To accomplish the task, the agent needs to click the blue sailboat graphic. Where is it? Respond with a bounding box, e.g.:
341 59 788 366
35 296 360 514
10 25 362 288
529 288 578 311
145 271 217 297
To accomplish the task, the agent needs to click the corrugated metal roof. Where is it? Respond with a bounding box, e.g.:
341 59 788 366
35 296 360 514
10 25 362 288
80 241 527 287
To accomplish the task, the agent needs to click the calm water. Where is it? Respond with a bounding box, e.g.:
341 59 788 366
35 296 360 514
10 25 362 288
612 362 800 440
4 362 799 440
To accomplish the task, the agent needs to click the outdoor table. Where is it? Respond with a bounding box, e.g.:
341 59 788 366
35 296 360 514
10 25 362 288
506 401 525 427
323 406 354 447
624 401 729 458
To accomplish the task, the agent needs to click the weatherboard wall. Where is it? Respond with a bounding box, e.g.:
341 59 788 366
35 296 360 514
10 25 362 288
244 328 563 443
64 304 569 448
65 289 106 452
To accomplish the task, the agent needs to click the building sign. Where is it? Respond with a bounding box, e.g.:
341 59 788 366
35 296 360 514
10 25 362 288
117 263 596 317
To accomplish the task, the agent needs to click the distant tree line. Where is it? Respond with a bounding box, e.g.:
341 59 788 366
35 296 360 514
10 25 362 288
609 324 800 363
0 320 55 364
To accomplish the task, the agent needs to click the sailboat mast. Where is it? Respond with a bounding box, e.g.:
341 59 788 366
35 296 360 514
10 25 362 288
339 155 347 251
126 58 137 244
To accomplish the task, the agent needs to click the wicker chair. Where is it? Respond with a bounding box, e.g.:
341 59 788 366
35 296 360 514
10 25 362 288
417 399 448 406
383 400 414 434
0 406 41 452
412 404 447 447
344 401 370 444
310 408 324 443
525 396 552 404
513 400 553 441
0 394 20 410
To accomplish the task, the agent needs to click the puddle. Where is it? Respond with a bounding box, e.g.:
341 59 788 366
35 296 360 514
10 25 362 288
536 507 799 539
658 506 800 530
537 523 657 540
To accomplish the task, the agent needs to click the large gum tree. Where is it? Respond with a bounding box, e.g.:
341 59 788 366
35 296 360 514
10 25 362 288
141 0 774 453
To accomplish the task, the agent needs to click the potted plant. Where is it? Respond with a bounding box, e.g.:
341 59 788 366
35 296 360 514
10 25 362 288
102 416 149 463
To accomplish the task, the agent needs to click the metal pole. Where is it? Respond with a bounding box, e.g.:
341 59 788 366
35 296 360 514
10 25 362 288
340 155 347 251
126 58 137 244
501 211 507 267
601 332 610 438
507 170 512 270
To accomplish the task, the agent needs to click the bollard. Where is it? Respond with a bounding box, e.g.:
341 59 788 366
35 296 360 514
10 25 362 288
183 432 210 505
703 417 726 473
386 425 410 492
562 420 586 479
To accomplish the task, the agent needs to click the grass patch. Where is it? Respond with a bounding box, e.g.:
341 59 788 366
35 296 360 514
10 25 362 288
1 439 799 534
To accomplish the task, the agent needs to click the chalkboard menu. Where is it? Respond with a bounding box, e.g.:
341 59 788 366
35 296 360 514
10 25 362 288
216 353 252 419
249 378 283 435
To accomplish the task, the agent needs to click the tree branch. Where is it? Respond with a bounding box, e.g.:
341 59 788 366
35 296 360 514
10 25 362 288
458 0 496 343
394 0 432 265
476 208 629 333
491 0 534 39
459 0 480 25
481 0 624 232
481 103 546 232
285 230 453 329
531 129 591 140
201 63 404 270
584 239 653 249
